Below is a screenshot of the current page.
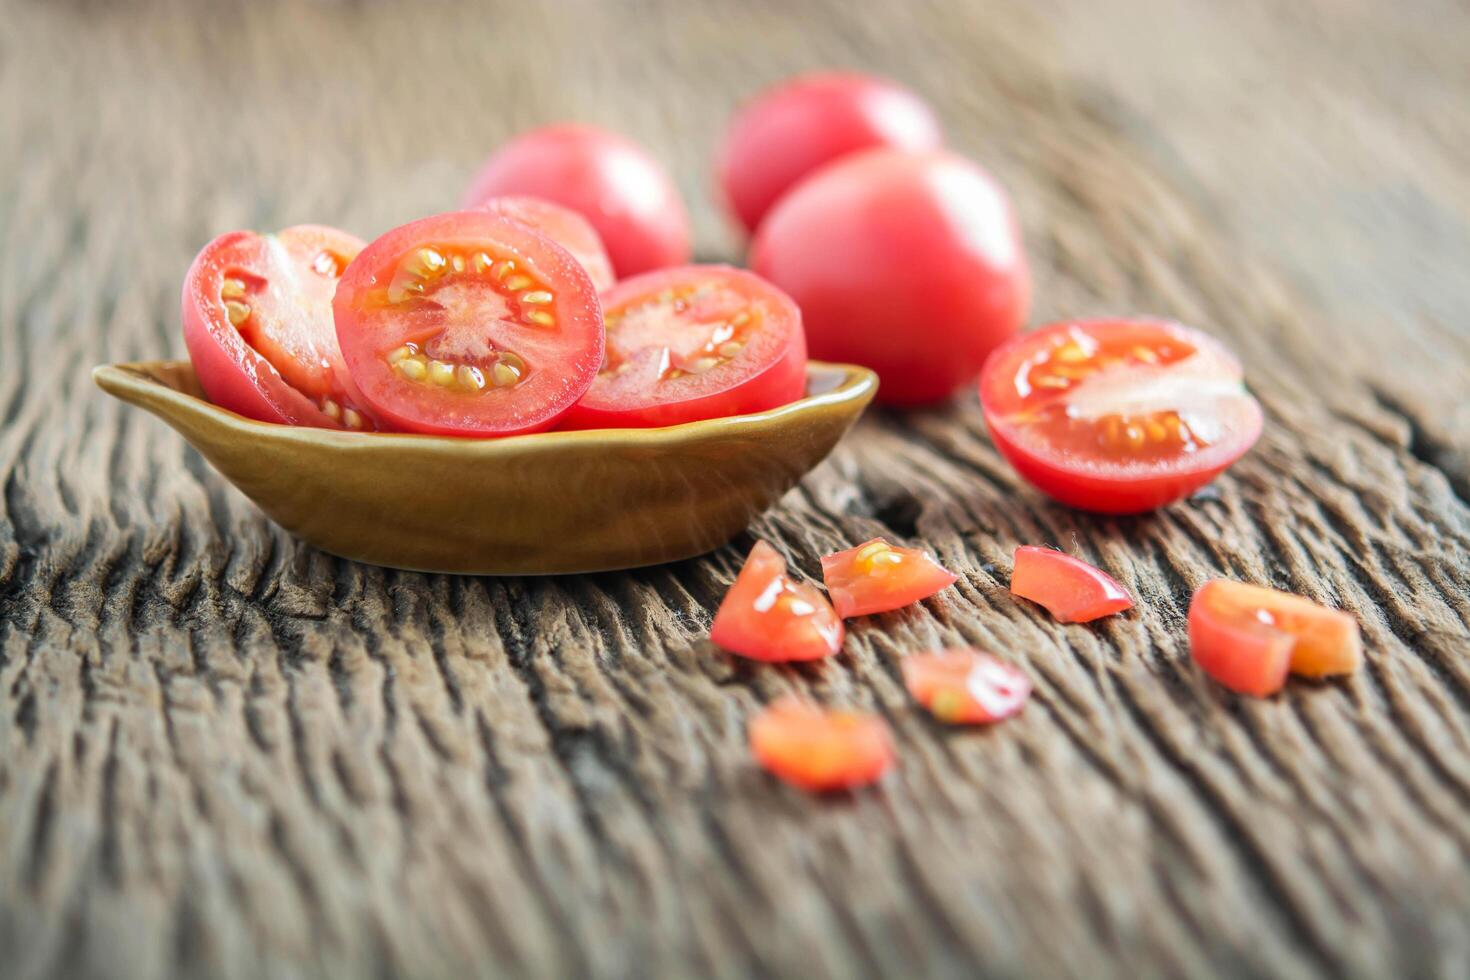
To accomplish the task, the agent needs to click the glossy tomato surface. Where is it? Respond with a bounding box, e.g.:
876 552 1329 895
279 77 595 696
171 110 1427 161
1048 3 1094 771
979 319 1264 513
463 124 690 278
1190 580 1361 693
751 148 1029 405
820 538 957 618
560 265 807 430
717 71 943 235
1010 546 1133 623
476 195 616 292
902 649 1031 724
333 211 603 437
749 698 896 792
709 542 843 662
182 225 370 429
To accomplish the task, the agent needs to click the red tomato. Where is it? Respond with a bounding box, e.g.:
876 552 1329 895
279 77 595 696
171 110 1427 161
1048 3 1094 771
717 71 943 236
182 225 372 429
559 266 807 430
1009 546 1133 623
902 649 1031 724
979 319 1264 513
476 195 616 292
750 149 1029 405
709 542 844 662
463 124 690 278
819 538 957 618
749 698 896 792
333 211 603 437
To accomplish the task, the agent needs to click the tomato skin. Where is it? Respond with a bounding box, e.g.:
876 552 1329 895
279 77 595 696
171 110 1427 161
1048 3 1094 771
1010 546 1133 623
820 538 957 618
463 124 690 278
1190 580 1361 693
750 148 1029 405
717 72 943 236
749 698 896 792
709 542 844 662
476 195 616 292
902 649 1031 724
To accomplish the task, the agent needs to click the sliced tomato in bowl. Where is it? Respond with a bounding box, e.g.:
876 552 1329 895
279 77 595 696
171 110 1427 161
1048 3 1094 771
1009 546 1133 623
820 538 957 618
710 541 843 662
476 195 616 292
749 698 896 792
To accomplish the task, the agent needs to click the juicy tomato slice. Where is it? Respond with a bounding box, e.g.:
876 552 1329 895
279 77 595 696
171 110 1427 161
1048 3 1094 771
559 265 808 430
1009 546 1133 623
902 649 1031 724
1190 579 1362 696
749 698 896 792
709 542 844 662
476 195 616 292
820 538 958 618
182 225 371 429
333 211 603 437
979 319 1263 513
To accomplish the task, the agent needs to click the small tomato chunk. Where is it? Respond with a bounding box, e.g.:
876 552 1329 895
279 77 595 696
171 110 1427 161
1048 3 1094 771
1009 546 1133 623
749 698 896 792
820 538 958 618
710 542 844 662
902 649 1031 724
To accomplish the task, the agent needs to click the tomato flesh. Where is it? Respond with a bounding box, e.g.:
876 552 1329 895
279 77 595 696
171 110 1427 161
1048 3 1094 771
476 195 615 292
902 649 1031 724
1010 546 1133 623
820 538 957 618
980 319 1264 513
709 542 844 662
749 698 896 792
559 266 807 430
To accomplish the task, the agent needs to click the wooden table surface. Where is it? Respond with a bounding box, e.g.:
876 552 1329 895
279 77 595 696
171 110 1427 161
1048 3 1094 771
5 1 1470 977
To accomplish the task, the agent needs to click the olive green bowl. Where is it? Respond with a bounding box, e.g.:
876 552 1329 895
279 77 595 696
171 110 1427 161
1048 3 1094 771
94 360 876 575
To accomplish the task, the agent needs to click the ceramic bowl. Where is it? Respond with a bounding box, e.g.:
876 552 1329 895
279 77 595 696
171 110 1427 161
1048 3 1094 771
94 361 876 575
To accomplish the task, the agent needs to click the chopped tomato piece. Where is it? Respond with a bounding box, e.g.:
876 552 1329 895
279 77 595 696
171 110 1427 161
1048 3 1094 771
1190 580 1362 695
1009 546 1133 623
902 649 1031 724
710 542 844 662
748 698 895 792
819 538 958 618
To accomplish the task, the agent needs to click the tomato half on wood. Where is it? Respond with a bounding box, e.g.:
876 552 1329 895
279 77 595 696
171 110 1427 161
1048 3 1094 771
979 319 1264 513
749 698 896 792
820 538 957 618
182 225 371 429
559 265 807 429
902 649 1031 724
476 195 616 292
1010 546 1133 623
333 211 603 437
1189 580 1362 696
709 542 843 662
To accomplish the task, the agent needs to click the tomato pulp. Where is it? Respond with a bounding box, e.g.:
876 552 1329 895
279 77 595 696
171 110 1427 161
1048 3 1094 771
902 649 1031 724
820 538 957 618
476 195 616 292
979 319 1263 513
559 266 807 430
1010 546 1133 623
709 542 843 662
333 211 603 437
749 698 896 792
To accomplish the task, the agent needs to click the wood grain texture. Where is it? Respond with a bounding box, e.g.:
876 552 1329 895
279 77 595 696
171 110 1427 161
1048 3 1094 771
4 0 1470 977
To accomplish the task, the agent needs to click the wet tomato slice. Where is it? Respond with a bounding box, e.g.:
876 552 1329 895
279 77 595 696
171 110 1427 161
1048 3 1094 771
709 542 843 662
749 698 896 792
979 319 1264 513
559 266 807 430
333 211 603 437
1010 546 1133 623
1190 580 1362 696
902 649 1031 724
476 195 615 292
182 225 371 429
820 538 957 618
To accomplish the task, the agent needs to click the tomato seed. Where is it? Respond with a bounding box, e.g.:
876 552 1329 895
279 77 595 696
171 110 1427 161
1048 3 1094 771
224 301 250 325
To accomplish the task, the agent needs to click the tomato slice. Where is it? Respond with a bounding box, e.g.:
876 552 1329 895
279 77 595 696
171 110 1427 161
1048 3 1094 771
709 542 844 662
1009 546 1133 623
182 225 372 429
1190 580 1362 696
559 266 808 430
902 649 1031 724
819 538 957 618
979 319 1263 513
333 211 604 437
476 195 615 292
748 698 896 792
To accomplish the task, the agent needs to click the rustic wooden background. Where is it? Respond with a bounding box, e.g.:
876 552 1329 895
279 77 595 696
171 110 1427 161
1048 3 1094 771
4 0 1470 977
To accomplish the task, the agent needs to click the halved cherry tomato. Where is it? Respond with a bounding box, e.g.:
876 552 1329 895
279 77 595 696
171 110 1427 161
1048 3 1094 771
709 542 843 662
476 195 616 292
463 124 690 278
749 698 896 792
902 649 1031 724
820 538 957 618
333 211 603 437
717 71 943 235
979 319 1264 513
559 266 807 430
1009 546 1133 623
1190 580 1361 696
182 225 372 429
